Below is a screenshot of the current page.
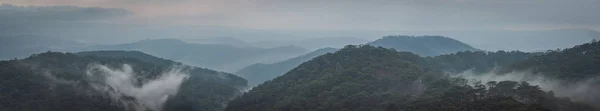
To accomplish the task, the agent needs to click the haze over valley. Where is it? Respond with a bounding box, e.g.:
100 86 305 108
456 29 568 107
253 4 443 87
1 0 600 111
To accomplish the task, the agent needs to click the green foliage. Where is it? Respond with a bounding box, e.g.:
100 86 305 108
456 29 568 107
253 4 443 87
226 45 440 111
0 51 247 111
225 45 595 111
505 41 600 81
0 52 133 111
398 79 594 111
496 41 600 107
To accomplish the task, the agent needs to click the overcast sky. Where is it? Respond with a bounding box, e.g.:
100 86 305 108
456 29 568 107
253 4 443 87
2 0 600 31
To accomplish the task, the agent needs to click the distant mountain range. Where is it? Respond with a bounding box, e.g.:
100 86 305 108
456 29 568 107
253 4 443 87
82 39 308 72
252 37 369 50
3 28 598 64
236 48 338 86
185 37 253 48
367 35 480 56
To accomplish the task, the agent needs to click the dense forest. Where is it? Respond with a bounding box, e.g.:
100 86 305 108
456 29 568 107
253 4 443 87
497 41 600 107
225 45 594 111
2 37 600 111
504 40 600 81
0 51 247 111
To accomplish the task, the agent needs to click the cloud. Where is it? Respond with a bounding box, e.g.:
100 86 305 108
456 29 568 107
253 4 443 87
4 0 600 31
255 0 600 30
86 64 189 111
3 0 600 31
455 68 600 104
0 3 131 23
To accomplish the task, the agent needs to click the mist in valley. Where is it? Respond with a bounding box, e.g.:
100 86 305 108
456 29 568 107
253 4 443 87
85 64 189 111
1 0 600 111
455 68 600 105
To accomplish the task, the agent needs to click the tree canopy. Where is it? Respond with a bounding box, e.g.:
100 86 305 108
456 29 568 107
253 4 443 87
225 45 594 111
0 51 247 111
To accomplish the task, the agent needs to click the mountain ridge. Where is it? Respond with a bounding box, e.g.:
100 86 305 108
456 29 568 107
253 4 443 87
0 51 248 111
83 39 308 72
367 35 479 56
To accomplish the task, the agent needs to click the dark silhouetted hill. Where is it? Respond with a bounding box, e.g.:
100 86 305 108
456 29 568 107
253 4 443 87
0 51 247 111
225 45 591 111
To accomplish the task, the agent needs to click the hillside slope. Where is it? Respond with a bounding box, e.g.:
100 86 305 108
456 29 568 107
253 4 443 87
497 41 600 106
0 51 247 111
505 41 600 80
225 45 592 111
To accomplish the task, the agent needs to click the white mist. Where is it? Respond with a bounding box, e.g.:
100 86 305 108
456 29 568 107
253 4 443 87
454 68 600 102
87 64 189 111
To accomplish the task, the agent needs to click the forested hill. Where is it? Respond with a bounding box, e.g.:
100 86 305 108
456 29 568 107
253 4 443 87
236 47 338 86
495 41 600 107
368 35 479 56
225 45 593 111
0 51 247 111
226 45 438 111
504 40 600 81
76 50 247 87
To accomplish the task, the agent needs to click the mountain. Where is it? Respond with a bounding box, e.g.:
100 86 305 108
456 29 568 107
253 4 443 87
84 39 308 72
423 40 600 108
235 35 510 87
0 51 247 111
226 45 439 110
497 41 600 106
367 35 479 56
225 45 592 111
253 37 369 50
236 47 338 86
504 41 600 80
